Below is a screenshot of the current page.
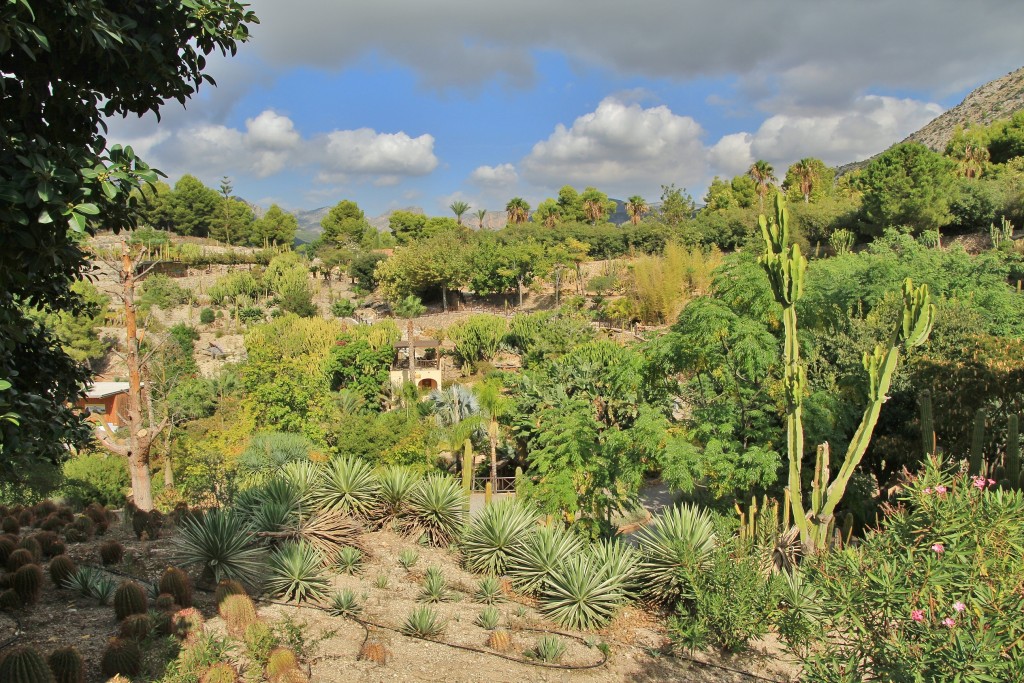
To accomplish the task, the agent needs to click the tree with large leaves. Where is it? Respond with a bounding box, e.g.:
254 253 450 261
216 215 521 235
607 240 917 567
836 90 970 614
505 197 530 225
748 160 777 210
0 1 257 481
625 195 649 225
449 200 470 226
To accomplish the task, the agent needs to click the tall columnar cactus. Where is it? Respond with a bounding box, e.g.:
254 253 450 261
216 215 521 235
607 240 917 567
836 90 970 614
758 195 935 551
1006 413 1020 490
969 409 986 476
919 390 935 456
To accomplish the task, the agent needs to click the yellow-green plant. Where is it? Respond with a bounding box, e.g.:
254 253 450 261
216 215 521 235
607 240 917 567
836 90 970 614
759 195 935 551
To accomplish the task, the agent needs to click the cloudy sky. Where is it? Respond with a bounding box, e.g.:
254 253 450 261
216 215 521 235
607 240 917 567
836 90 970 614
106 1 1024 217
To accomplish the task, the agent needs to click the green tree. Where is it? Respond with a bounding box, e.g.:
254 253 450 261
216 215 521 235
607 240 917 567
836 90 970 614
859 142 956 234
321 200 369 245
556 186 585 223
659 183 695 226
29 280 110 368
210 198 255 245
170 174 220 237
449 200 470 226
388 210 428 244
533 198 561 227
783 158 833 204
137 181 176 231
748 160 777 210
625 195 649 225
254 204 298 246
475 208 487 230
505 197 530 224
325 334 394 408
580 186 615 224
703 177 736 211
0 1 257 477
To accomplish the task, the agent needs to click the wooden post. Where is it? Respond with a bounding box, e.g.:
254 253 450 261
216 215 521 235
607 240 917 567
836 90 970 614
485 481 492 507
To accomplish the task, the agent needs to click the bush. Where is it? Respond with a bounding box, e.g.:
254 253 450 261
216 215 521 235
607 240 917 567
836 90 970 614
446 314 508 372
138 273 189 313
393 295 426 319
460 498 538 575
60 453 129 507
331 298 357 318
199 308 215 324
792 457 1024 682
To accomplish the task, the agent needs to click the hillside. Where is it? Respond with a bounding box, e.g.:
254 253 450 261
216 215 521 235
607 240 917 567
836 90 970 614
837 64 1024 175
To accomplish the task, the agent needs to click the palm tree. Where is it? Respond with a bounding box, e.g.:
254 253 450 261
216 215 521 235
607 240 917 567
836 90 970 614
583 198 604 224
475 208 487 230
505 197 530 225
429 384 483 502
449 200 470 226
625 195 648 225
792 159 817 203
474 380 509 491
748 160 777 210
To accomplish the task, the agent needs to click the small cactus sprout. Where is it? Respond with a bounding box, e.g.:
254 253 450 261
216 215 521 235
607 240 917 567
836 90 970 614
0 645 53 683
118 613 152 641
7 548 34 572
200 662 237 683
266 647 299 680
358 641 390 664
48 555 77 587
218 594 257 637
487 629 513 652
214 579 246 607
158 566 193 607
100 638 142 678
47 646 85 683
398 548 418 569
113 581 148 620
533 635 566 663
99 540 124 566
13 564 43 605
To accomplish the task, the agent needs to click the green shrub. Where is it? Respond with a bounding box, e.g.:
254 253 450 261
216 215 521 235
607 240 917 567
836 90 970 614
207 271 261 305
532 635 566 663
266 542 329 603
199 308 215 324
138 273 189 312
446 314 508 372
328 588 361 618
401 606 444 638
476 606 500 630
634 504 717 606
316 455 380 518
403 474 466 547
236 432 313 484
460 498 537 575
59 453 129 508
238 306 264 324
173 509 264 586
331 299 357 318
418 565 450 603
393 295 425 319
507 524 585 595
539 554 626 630
791 457 1024 682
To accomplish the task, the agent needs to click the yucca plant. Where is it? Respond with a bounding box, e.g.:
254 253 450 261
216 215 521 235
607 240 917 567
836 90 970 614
398 548 419 570
474 575 505 604
403 474 466 546
327 589 362 618
418 565 450 603
266 542 329 603
539 554 626 630
589 538 640 600
64 566 98 597
533 635 566 663
293 510 363 563
93 575 118 606
401 605 445 638
374 574 390 590
315 455 380 518
174 509 264 586
376 465 419 524
476 606 501 629
461 498 538 575
336 546 362 575
280 460 323 507
507 524 586 595
634 503 717 606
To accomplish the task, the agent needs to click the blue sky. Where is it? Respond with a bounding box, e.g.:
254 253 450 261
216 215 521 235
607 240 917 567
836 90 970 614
106 1 1024 218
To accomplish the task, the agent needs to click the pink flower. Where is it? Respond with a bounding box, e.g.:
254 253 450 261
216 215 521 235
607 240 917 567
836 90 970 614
923 487 933 494
987 479 996 486
943 617 956 628
935 485 947 494
953 601 966 613
932 543 945 554
973 476 986 489
911 609 925 622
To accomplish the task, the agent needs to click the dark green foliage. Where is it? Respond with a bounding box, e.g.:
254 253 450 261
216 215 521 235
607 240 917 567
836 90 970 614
174 509 263 586
0 646 54 683
266 542 329 603
113 581 148 620
7 548 33 572
47 647 84 683
99 540 124 566
331 298 357 318
461 498 538 575
13 564 43 605
59 453 130 509
100 638 141 678
118 613 151 641
2 517 19 535
325 334 394 407
200 307 216 324
47 555 76 587
859 142 956 234
158 566 193 607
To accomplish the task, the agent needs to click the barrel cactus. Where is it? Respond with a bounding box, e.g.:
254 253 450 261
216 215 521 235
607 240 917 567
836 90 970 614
13 564 43 605
158 566 193 607
0 645 54 683
100 638 141 678
113 581 148 620
47 647 84 683
48 555 77 587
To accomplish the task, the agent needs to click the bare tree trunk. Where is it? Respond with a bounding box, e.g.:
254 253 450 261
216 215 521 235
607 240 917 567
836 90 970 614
489 417 498 492
163 428 174 487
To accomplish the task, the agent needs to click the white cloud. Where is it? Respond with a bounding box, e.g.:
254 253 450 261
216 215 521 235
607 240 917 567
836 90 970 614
708 133 754 178
321 129 438 178
469 163 518 187
521 96 707 195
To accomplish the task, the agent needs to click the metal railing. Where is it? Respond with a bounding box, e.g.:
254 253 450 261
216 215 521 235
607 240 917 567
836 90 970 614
471 476 517 494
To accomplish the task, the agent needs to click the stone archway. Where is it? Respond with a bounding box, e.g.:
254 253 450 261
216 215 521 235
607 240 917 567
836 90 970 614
418 378 438 391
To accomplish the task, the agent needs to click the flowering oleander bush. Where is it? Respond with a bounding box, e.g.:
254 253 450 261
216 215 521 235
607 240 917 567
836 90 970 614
791 457 1024 682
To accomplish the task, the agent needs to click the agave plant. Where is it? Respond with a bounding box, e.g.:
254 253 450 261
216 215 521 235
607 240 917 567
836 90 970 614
93 575 118 606
474 576 504 604
281 460 323 508
398 548 419 570
403 474 467 547
336 546 362 575
418 565 450 603
315 455 380 518
294 510 364 562
533 635 566 663
589 538 640 600
64 567 99 597
328 588 362 618
401 606 445 638
461 498 538 575
174 509 265 586
376 466 419 524
476 606 501 629
266 541 330 603
507 524 586 595
539 554 626 630
634 503 717 606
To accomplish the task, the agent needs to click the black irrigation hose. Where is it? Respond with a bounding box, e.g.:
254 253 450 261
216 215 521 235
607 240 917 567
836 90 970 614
69 563 786 681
